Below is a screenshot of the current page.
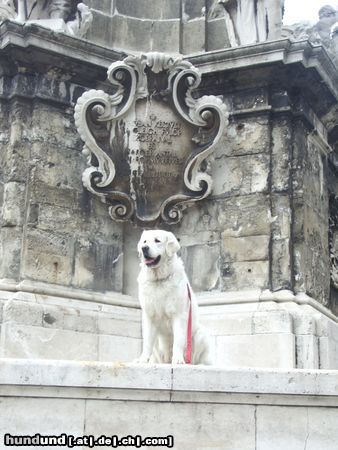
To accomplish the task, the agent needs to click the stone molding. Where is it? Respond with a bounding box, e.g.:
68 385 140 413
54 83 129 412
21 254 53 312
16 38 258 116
0 20 123 78
0 23 336 110
1 279 337 324
188 39 338 100
0 278 139 308
0 23 335 80
0 23 335 91
197 289 338 323
0 26 334 141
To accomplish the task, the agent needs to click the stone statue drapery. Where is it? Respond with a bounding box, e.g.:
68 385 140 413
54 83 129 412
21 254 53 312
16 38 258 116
220 0 284 46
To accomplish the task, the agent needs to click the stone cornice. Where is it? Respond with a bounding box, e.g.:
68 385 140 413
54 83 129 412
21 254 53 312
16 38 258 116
187 40 338 109
0 23 337 104
0 20 125 82
187 39 338 89
0 22 336 141
1 279 337 323
187 39 338 132
0 22 336 98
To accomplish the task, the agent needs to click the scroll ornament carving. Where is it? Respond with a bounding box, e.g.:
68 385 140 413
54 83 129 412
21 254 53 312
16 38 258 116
74 52 229 225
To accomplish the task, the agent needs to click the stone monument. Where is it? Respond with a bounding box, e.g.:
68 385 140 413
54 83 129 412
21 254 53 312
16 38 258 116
0 1 337 448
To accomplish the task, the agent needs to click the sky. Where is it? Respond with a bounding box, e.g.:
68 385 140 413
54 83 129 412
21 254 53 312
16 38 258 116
283 0 338 24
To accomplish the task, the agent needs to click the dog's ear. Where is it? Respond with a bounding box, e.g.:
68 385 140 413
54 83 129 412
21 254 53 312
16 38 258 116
137 231 146 257
165 232 180 257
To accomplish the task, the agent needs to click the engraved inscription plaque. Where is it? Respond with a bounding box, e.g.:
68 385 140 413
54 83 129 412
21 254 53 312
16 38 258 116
75 52 229 225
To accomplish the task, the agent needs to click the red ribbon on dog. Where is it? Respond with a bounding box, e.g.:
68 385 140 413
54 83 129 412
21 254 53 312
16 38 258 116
185 284 192 364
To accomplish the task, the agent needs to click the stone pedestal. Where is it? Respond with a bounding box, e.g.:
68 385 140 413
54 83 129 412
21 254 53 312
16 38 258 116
0 23 338 370
1 280 338 370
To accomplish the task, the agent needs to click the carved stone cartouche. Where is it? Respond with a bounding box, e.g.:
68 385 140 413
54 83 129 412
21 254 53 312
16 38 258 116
74 52 229 226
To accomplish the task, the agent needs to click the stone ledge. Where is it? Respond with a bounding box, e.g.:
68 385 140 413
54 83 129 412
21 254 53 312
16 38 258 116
1 280 338 322
0 278 138 308
0 359 337 403
0 20 124 82
198 289 338 322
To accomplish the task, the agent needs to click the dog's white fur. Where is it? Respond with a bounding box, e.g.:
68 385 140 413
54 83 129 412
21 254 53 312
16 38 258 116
135 230 211 365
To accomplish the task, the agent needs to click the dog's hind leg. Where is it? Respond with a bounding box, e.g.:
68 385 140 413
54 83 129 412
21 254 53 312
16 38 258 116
172 317 188 364
192 329 213 365
197 346 213 365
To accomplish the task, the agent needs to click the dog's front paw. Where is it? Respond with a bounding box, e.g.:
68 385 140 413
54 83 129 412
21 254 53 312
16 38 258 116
171 355 186 365
133 354 150 364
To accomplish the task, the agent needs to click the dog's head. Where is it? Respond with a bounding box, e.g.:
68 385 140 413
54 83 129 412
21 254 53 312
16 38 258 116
138 230 180 268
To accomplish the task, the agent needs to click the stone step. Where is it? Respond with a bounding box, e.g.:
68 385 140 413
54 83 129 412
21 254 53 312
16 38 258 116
0 359 337 449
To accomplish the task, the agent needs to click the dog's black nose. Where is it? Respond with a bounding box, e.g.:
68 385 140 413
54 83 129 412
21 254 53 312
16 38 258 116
142 246 150 257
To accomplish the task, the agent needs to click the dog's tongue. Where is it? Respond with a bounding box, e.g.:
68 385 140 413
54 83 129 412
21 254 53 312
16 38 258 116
145 257 156 265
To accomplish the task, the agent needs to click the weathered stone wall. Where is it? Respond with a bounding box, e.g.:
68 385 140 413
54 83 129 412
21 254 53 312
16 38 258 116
175 96 327 301
0 26 337 310
0 80 331 301
176 109 272 294
293 122 330 305
82 0 114 47
0 71 124 293
120 84 333 302
81 0 232 53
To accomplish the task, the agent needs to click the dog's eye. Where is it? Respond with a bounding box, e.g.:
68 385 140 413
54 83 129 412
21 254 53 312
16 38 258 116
155 238 161 243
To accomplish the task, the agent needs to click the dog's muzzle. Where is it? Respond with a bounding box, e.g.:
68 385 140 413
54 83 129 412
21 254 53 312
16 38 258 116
141 246 161 267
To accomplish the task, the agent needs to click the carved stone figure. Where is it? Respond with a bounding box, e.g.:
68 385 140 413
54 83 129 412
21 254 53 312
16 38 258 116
332 21 338 53
219 0 284 46
65 2 92 37
8 0 92 38
24 0 71 20
0 0 16 20
282 5 338 66
329 194 338 290
332 22 338 37
312 5 338 47
281 20 313 42
283 5 338 43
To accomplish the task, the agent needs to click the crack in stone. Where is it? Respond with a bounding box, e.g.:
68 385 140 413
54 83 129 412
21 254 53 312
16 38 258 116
304 408 310 450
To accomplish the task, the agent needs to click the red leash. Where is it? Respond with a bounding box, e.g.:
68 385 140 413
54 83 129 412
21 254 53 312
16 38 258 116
185 284 192 364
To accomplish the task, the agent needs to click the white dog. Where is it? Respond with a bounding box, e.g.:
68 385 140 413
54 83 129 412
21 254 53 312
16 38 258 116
135 229 211 365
